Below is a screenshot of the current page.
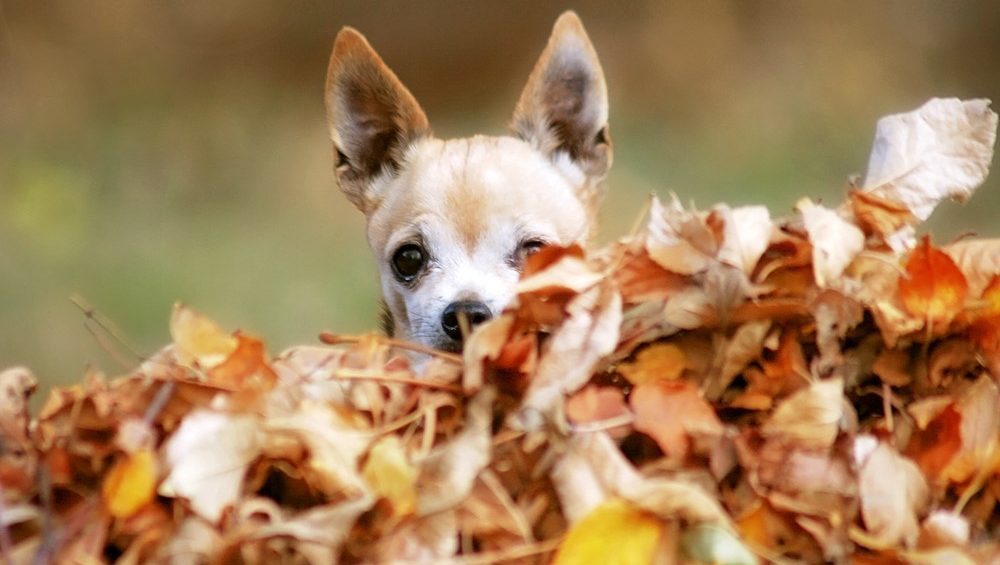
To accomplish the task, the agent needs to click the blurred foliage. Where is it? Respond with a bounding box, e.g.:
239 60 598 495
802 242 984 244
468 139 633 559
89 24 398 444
1 1 998 397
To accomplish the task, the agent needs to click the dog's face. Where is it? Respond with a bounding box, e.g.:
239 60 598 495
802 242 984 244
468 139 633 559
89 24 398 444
325 12 611 351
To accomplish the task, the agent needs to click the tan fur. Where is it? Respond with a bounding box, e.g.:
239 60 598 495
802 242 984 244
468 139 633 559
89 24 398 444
325 11 612 351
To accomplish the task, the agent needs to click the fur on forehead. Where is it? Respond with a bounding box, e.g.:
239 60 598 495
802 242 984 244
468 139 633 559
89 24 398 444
364 136 594 254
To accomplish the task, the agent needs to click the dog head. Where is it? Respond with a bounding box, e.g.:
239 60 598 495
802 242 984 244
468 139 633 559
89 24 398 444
325 11 611 351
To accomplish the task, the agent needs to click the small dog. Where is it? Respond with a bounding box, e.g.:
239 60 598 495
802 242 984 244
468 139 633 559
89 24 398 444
324 11 611 352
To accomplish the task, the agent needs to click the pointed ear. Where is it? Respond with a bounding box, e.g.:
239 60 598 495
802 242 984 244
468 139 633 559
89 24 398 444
325 27 430 213
512 11 611 179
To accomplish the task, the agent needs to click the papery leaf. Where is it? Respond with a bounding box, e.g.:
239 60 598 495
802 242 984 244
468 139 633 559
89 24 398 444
170 303 238 368
857 440 929 548
362 436 417 516
862 98 998 222
160 410 262 523
565 385 630 428
618 341 686 385
899 236 968 326
553 498 664 565
762 378 843 450
631 380 723 461
103 449 157 519
680 523 758 565
646 194 716 275
797 199 864 288
943 239 1000 297
712 204 773 276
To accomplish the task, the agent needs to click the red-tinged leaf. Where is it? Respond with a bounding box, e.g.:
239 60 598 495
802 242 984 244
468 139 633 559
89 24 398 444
208 332 277 390
898 236 968 326
565 385 630 432
631 380 723 462
905 404 962 481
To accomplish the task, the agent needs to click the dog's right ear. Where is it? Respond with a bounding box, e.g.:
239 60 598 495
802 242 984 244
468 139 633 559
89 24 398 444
325 28 430 213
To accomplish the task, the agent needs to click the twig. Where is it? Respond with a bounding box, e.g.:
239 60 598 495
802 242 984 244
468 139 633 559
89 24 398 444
569 412 635 433
454 536 562 564
319 332 463 364
143 381 177 426
332 368 463 393
71 295 145 367
480 470 533 542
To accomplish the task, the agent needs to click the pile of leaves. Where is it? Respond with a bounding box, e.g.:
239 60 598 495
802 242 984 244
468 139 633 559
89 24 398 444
2 98 1000 564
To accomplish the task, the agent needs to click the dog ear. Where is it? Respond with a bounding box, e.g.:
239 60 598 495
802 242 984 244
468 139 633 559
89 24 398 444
512 11 611 180
325 28 430 213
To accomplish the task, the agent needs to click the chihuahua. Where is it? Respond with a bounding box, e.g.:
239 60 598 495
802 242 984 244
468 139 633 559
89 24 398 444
324 11 611 352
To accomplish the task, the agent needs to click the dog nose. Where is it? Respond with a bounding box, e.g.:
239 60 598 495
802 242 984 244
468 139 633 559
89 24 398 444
441 301 492 342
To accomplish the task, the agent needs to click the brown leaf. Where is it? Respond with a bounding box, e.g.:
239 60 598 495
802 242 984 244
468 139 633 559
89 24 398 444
762 378 844 450
857 440 930 548
899 235 969 328
631 380 723 462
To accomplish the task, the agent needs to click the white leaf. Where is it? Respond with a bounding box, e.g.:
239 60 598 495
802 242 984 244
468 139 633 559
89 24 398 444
862 98 998 221
714 204 773 276
160 410 262 523
798 199 865 288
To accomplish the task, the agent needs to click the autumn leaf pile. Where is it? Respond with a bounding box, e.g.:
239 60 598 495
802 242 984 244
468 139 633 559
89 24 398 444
2 98 1000 564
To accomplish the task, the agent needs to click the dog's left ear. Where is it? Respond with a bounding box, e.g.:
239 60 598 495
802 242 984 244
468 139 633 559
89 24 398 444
512 11 611 180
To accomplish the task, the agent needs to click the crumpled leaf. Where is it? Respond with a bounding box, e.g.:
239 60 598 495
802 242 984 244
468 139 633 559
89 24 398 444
899 236 969 328
797 199 865 288
857 439 930 548
943 238 1000 298
160 410 262 523
712 204 773 276
170 303 239 369
762 378 843 449
103 449 157 519
565 385 630 434
646 194 717 275
680 523 758 565
862 98 998 222
553 498 663 565
617 341 686 385
631 380 723 462
362 436 417 516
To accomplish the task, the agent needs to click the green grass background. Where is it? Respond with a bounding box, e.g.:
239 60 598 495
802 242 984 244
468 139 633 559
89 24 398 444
1 1 998 401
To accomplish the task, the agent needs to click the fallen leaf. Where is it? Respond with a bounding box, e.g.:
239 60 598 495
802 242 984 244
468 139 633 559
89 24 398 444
160 410 262 523
857 440 930 548
680 523 758 565
898 236 969 328
762 378 843 450
362 436 417 516
631 380 723 462
712 204 773 276
646 194 717 275
942 239 1000 298
849 189 917 240
797 199 865 288
862 98 998 222
104 449 157 519
617 341 686 385
170 303 238 369
565 385 630 431
553 498 663 565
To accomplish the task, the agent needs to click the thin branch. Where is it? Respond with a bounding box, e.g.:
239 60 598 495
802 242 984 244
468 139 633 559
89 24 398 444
319 332 463 364
71 295 145 365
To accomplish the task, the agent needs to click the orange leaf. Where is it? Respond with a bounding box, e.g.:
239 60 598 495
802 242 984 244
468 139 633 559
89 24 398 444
103 449 157 519
565 385 630 430
631 380 722 461
618 342 687 385
898 236 968 326
553 498 663 565
905 404 962 481
208 332 277 390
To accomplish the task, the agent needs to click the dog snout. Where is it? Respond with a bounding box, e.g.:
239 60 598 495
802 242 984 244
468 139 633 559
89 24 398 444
441 301 492 342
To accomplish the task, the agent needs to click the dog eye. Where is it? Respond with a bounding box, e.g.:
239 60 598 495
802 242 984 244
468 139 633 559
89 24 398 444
391 244 426 283
513 239 547 267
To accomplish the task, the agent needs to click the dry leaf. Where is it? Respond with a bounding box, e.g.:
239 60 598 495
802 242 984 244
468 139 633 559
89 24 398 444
160 410 262 523
712 204 773 276
553 498 663 565
103 449 157 519
861 98 998 222
943 238 1000 297
170 303 238 369
857 440 930 548
762 378 844 450
362 436 417 516
617 341 686 385
797 199 865 288
631 380 723 462
646 194 716 275
899 236 969 328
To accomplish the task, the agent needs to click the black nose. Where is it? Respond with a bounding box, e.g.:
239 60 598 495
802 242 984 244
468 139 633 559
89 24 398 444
441 301 492 342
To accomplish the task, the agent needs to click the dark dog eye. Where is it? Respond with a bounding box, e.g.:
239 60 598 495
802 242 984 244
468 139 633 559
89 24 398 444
512 239 547 268
391 244 426 283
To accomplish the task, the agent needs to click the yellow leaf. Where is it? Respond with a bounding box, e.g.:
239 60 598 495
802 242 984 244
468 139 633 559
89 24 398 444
362 436 417 516
618 342 686 385
554 498 663 565
103 449 157 519
170 303 238 368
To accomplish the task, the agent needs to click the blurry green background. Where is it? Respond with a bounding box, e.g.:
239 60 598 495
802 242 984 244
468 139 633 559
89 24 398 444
1 1 998 396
